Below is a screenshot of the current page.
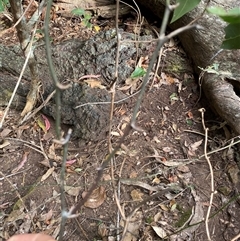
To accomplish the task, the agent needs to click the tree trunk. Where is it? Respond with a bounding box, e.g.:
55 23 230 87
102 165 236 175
136 0 240 135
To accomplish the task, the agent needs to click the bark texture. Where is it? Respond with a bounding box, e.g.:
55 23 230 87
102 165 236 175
0 30 153 140
136 0 240 134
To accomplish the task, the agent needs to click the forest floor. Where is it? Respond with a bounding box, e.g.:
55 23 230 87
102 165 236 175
1 2 240 241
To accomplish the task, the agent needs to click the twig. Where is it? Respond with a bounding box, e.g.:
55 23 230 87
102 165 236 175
121 188 174 239
43 0 70 139
0 0 34 37
199 108 215 241
74 90 140 109
5 137 48 163
57 129 72 241
19 90 56 124
28 0 47 28
0 170 34 227
230 232 240 241
188 0 211 26
116 158 127 241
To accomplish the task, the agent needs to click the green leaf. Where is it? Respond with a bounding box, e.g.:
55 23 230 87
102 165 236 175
0 2 4 12
0 0 8 12
207 7 240 24
130 67 146 78
84 20 92 28
170 0 201 23
71 8 85 16
221 23 240 49
84 13 92 20
186 119 193 125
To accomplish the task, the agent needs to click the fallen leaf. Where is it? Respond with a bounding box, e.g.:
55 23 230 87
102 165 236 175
163 147 171 153
0 139 10 148
187 111 193 119
152 226 167 239
188 139 203 156
41 167 55 182
190 139 203 152
82 186 106 209
153 136 160 143
37 116 47 133
177 165 190 173
159 204 169 211
98 223 109 239
42 114 51 131
129 171 138 179
48 143 60 161
154 212 162 222
0 128 12 138
152 177 160 184
84 79 105 89
93 25 100 32
65 185 81 197
130 189 144 201
66 159 77 166
0 202 9 209
168 175 178 183
111 131 120 136
120 211 143 241
12 151 29 173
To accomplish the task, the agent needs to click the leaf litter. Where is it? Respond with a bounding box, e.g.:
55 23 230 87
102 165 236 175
0 5 238 241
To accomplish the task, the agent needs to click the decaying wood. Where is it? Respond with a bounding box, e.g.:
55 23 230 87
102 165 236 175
54 0 131 18
136 0 240 135
0 30 154 141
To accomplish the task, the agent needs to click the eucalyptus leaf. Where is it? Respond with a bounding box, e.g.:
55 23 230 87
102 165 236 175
207 7 240 24
171 0 201 23
221 23 240 49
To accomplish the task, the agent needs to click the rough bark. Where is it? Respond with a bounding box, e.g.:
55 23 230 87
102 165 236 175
136 0 240 135
0 30 154 140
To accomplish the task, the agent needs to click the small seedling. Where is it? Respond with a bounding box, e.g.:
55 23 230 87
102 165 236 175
71 8 92 28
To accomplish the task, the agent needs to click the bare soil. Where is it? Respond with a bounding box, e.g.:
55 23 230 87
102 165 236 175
1 4 240 241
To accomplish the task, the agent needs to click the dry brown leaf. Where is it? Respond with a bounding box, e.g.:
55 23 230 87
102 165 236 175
152 177 160 184
21 81 40 116
162 147 171 153
45 209 53 224
64 185 81 197
120 211 143 241
129 171 138 179
11 151 29 173
0 128 12 138
188 139 203 156
84 79 106 89
0 139 10 148
82 186 106 209
48 143 61 161
130 189 144 201
159 204 169 211
177 165 190 173
111 131 120 136
190 139 203 151
154 212 162 222
98 223 109 239
41 167 55 182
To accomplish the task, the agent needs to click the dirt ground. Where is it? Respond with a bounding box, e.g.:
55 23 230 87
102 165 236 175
1 3 240 241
